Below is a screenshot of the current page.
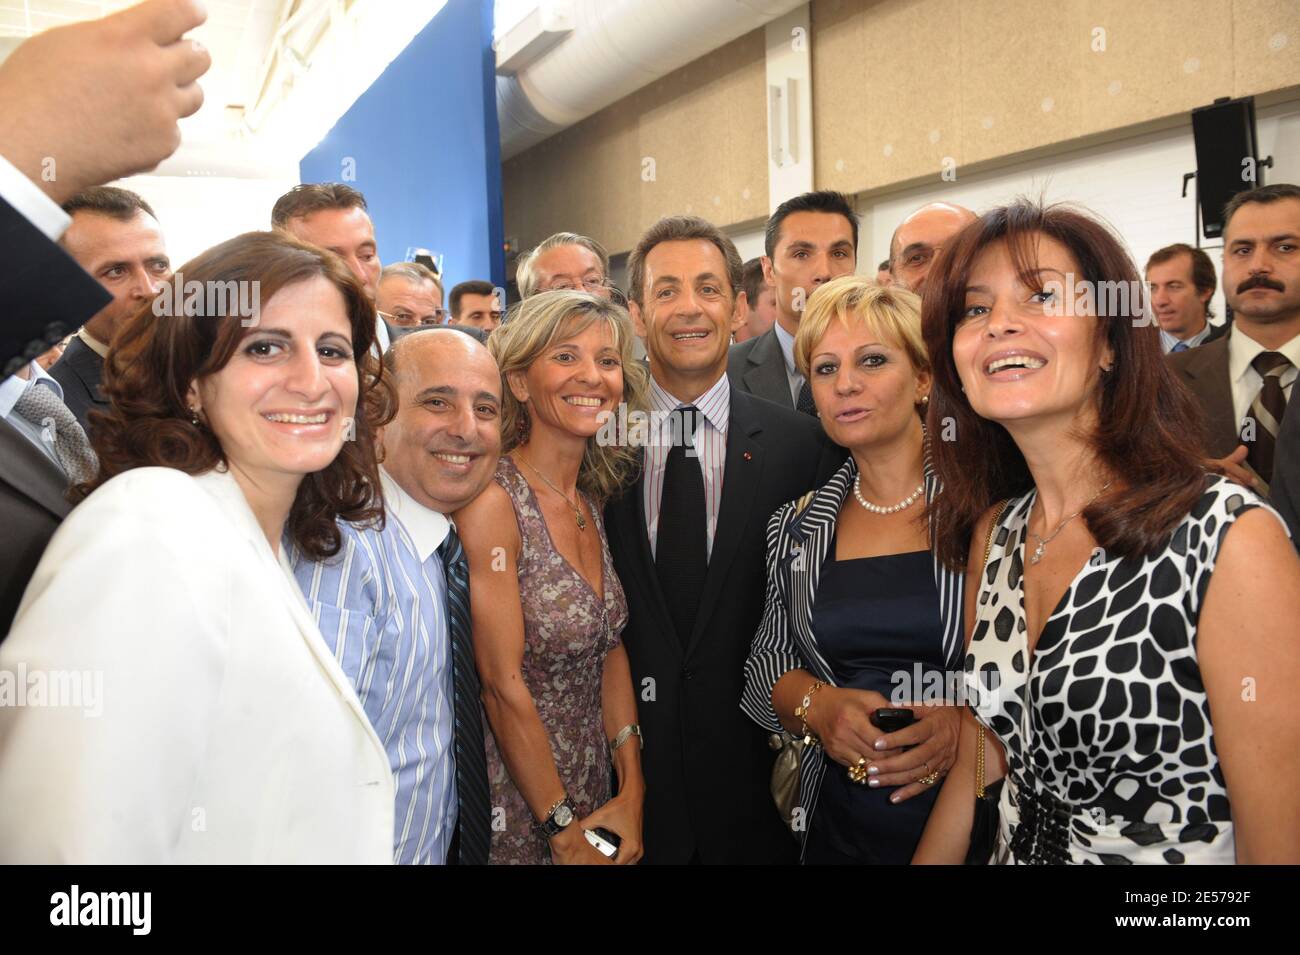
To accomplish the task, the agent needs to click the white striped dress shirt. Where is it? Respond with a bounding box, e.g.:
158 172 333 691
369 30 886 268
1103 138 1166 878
643 372 730 560
290 470 457 864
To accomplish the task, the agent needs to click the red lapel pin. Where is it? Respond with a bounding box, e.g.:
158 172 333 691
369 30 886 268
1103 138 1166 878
743 451 752 461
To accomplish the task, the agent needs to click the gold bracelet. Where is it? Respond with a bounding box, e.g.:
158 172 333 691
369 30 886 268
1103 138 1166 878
794 680 827 745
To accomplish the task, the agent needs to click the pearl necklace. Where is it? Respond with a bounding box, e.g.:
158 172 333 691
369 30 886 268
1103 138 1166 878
852 473 925 515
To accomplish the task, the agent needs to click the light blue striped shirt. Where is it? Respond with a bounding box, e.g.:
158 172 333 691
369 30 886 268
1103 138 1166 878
291 469 457 864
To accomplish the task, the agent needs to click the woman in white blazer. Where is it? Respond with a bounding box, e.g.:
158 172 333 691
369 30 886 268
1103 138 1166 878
0 231 396 863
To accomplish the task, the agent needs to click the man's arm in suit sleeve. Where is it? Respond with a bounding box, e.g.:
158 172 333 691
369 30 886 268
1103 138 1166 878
741 502 806 734
0 475 228 862
0 190 110 377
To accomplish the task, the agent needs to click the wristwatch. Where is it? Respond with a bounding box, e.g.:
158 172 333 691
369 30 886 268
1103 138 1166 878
534 795 577 838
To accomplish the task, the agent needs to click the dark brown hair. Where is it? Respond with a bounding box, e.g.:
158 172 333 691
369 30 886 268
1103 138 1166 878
76 231 396 561
764 190 858 259
923 200 1207 569
626 215 743 305
1222 182 1300 232
271 182 368 228
1146 242 1217 317
62 186 157 222
449 279 497 319
741 257 768 306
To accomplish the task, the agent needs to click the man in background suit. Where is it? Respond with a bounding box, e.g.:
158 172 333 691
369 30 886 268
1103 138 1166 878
0 417 71 635
728 191 858 412
1168 184 1300 533
47 188 170 429
1146 242 1228 354
607 215 842 864
0 1 208 636
887 201 977 293
0 0 208 376
272 183 393 352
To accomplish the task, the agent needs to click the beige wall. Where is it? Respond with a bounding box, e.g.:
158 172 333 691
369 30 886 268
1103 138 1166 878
814 0 1300 193
504 0 1300 258
502 29 769 262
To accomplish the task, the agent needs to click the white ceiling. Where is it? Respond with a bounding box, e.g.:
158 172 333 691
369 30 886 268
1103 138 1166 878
0 0 443 176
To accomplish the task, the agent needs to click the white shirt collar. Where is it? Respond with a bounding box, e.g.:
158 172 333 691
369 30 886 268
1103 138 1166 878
380 467 451 563
1228 327 1300 384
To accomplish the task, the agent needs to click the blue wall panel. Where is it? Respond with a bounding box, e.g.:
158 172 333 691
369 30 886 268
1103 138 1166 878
299 0 503 289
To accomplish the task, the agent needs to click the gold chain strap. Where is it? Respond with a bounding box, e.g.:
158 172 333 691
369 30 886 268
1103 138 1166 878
975 499 1010 799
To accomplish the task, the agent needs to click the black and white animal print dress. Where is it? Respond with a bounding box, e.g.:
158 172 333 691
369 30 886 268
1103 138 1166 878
966 475 1288 864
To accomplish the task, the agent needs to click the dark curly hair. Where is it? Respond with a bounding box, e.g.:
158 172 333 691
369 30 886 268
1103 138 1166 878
75 230 396 561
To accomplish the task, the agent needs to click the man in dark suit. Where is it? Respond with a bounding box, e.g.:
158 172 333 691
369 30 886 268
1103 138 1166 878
1147 243 1228 354
728 191 858 412
0 0 209 375
607 215 843 864
47 187 170 428
1168 184 1300 524
0 418 72 635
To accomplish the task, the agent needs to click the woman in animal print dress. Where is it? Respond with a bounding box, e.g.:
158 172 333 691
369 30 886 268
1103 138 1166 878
912 200 1300 864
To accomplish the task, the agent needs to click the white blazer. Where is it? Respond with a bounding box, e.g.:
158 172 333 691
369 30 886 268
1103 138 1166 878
0 466 395 863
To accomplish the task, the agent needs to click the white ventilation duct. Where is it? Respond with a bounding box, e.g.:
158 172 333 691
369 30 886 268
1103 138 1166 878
497 0 806 159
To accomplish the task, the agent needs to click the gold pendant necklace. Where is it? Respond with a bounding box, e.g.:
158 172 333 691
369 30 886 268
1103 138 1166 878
518 453 587 531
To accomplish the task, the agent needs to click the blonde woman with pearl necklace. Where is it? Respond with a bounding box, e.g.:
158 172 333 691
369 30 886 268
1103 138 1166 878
742 276 963 864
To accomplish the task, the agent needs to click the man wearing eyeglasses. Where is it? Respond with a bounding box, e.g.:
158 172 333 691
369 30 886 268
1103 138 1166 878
378 261 446 327
516 231 614 299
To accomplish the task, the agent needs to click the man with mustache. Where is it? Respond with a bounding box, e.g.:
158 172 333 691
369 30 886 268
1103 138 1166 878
291 329 503 863
1169 183 1300 535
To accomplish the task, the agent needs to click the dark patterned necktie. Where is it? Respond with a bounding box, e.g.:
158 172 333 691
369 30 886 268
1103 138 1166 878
437 526 492 864
796 378 817 416
1245 351 1292 487
656 406 707 648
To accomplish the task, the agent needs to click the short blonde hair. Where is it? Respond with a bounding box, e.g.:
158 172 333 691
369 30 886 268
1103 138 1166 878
489 290 648 503
794 276 928 378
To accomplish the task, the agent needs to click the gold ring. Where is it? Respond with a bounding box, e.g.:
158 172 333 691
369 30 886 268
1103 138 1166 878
919 771 940 786
847 758 869 784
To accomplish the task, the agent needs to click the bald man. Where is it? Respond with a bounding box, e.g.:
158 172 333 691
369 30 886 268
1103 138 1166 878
889 201 977 293
291 329 501 865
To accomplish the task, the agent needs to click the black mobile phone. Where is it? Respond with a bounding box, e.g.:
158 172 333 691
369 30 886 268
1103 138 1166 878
584 826 621 858
870 707 916 734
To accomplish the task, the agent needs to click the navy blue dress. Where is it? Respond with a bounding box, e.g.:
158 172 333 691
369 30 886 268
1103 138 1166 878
804 544 947 865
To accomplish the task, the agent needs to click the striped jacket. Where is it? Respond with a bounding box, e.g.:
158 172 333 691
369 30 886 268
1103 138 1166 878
740 454 965 848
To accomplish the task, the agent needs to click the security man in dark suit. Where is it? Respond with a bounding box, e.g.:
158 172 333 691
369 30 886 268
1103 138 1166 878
728 191 858 413
606 215 843 864
1167 184 1300 537
47 187 170 429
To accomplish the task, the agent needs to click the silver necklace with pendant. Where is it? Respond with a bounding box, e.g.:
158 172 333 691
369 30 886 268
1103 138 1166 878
1028 481 1111 565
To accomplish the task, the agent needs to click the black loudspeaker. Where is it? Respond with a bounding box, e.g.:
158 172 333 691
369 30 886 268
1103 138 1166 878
1191 97 1262 239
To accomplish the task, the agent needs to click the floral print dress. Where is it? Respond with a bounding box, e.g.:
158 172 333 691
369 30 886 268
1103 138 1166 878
483 456 628 864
